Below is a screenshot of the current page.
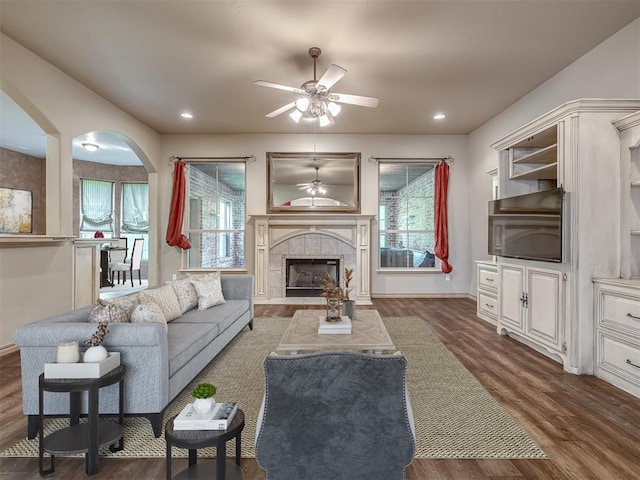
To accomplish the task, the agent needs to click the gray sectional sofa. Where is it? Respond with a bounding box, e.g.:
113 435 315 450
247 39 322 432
12 274 254 437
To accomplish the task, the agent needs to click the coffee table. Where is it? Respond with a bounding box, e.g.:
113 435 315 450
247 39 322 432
277 309 395 354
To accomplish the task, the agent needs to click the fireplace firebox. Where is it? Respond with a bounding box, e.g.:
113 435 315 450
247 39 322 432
286 258 340 297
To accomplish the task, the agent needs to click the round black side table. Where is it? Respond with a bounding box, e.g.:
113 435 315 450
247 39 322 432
165 408 245 480
38 364 125 476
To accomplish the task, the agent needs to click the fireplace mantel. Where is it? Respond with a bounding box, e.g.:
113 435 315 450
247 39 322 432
250 214 375 304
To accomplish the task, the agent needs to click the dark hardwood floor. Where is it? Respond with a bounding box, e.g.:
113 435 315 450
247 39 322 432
1 298 639 479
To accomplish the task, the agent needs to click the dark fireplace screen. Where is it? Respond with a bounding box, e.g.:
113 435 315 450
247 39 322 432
286 258 340 297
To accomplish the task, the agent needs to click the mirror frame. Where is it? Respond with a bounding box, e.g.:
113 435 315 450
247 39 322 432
267 152 361 213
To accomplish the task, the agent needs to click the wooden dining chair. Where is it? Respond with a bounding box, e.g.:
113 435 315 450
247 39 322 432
110 237 143 287
107 237 128 284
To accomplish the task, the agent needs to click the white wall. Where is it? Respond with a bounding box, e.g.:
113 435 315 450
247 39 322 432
0 33 162 347
467 17 640 295
159 133 470 296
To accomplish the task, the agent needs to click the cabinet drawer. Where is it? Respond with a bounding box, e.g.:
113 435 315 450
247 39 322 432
598 291 640 335
596 331 640 387
478 268 498 292
478 291 498 319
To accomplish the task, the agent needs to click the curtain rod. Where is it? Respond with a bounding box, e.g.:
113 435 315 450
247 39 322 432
169 155 256 165
367 155 454 165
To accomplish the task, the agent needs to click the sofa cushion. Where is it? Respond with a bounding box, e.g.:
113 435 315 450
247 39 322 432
88 299 128 324
167 322 219 377
138 284 182 322
171 277 199 314
172 300 249 332
131 303 168 332
191 272 225 311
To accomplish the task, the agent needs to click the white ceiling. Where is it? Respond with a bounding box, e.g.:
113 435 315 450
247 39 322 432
1 0 639 164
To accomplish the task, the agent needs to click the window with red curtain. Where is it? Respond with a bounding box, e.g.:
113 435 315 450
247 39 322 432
378 161 438 270
185 161 246 269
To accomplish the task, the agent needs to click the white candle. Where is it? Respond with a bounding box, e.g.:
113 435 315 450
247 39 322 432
56 341 80 363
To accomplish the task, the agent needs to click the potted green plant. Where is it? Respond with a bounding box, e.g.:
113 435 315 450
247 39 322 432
192 382 217 414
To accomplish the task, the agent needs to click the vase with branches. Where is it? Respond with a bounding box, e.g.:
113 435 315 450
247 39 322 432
83 320 109 362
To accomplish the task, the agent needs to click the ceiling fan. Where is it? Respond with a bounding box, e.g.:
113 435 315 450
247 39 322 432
255 47 379 127
297 166 327 196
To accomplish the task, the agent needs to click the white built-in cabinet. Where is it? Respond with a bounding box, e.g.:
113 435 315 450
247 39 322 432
589 110 640 397
614 111 640 280
593 279 640 397
485 99 640 375
476 261 498 324
499 263 565 355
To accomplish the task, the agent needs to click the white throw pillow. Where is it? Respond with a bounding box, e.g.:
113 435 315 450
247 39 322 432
190 272 226 311
171 277 199 314
138 284 182 322
131 303 167 332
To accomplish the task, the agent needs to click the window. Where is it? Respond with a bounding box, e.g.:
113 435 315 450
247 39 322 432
80 178 114 238
186 162 246 269
121 182 149 260
378 161 437 269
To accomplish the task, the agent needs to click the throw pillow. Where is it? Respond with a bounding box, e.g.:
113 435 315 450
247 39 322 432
171 277 199 314
138 285 182 322
88 299 128 324
131 303 167 332
107 293 139 320
190 273 226 311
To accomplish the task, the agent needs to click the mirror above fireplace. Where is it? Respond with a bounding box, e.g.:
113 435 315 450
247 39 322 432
267 152 360 213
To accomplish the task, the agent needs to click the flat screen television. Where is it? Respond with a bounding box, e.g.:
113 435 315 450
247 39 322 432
488 187 563 263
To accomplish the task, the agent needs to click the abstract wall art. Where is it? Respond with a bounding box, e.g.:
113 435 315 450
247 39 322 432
0 187 33 233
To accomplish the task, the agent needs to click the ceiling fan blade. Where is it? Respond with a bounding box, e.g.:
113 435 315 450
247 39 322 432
265 102 296 118
331 93 379 108
255 80 306 95
317 64 347 91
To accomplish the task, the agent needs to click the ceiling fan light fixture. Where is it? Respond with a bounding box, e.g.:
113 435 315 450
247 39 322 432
289 109 303 123
295 97 310 112
82 143 99 152
327 101 341 116
319 114 331 127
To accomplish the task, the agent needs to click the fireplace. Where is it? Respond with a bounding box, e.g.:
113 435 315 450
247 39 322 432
286 258 340 297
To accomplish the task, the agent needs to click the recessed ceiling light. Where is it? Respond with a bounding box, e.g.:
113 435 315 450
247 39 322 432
82 143 99 152
433 113 446 120
181 112 193 119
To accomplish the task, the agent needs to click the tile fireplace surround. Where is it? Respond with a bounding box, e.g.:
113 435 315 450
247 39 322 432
251 214 374 304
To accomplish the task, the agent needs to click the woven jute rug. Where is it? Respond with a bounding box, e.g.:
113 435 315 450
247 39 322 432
1 316 546 460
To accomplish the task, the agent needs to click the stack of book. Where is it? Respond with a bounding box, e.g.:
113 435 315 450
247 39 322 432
318 315 352 335
174 402 238 430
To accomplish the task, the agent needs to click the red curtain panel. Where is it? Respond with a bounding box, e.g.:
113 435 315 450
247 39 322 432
166 161 192 250
434 161 453 274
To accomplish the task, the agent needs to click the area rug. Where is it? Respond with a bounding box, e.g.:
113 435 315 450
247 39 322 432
1 316 546 460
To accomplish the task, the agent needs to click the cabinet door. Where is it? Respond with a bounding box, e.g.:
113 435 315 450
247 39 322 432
499 264 525 332
526 267 563 351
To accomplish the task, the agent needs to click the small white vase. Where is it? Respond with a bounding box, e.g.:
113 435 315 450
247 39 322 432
83 345 108 363
56 341 80 363
193 397 215 414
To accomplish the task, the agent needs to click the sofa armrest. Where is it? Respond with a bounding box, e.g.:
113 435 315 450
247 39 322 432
221 274 254 318
13 321 169 416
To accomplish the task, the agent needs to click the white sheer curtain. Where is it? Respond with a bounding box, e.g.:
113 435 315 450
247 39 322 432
121 183 148 234
121 182 149 259
80 178 114 235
